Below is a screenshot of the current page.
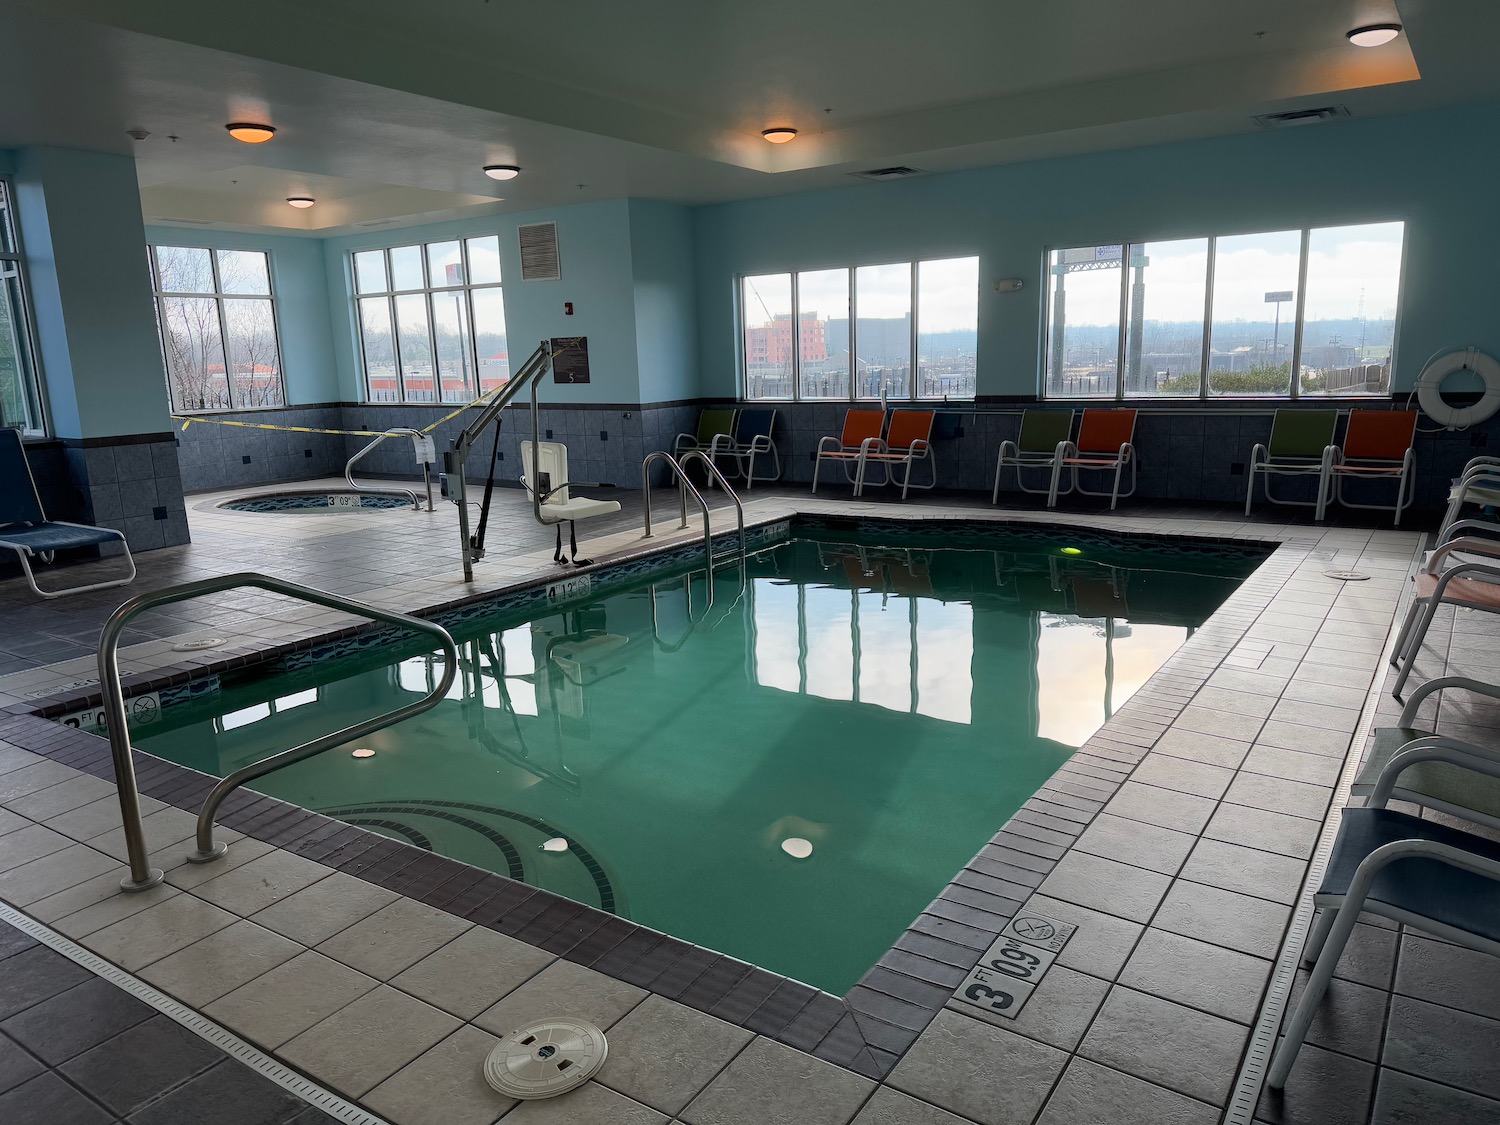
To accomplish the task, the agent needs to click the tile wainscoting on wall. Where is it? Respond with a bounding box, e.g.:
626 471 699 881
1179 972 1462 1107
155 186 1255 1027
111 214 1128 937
166 399 1494 512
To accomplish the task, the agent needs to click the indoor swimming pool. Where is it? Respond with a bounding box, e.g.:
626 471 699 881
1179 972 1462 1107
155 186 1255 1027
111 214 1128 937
131 523 1266 994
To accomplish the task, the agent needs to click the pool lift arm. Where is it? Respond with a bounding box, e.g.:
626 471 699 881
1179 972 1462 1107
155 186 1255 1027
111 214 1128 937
445 340 560 582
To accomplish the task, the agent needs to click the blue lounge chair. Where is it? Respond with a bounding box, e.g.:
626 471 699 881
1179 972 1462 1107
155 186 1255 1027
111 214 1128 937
1268 742 1500 1088
708 408 781 489
0 427 136 599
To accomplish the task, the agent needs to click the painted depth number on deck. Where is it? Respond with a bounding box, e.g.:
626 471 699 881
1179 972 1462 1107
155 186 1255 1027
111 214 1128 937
950 910 1076 1021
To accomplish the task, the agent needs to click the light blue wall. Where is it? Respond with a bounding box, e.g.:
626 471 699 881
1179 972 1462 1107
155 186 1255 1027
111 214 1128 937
692 100 1500 399
13 147 171 438
321 198 643 404
144 225 341 405
628 200 699 403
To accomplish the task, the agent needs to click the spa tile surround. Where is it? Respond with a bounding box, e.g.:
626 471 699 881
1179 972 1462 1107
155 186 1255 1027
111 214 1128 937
0 484 1458 1125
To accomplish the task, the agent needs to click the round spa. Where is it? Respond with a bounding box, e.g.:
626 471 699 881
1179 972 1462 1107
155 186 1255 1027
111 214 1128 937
218 491 413 513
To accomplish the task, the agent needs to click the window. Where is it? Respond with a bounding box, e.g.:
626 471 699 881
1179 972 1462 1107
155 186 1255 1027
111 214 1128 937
0 180 46 434
740 256 978 401
1043 222 1404 399
352 235 508 404
150 246 284 412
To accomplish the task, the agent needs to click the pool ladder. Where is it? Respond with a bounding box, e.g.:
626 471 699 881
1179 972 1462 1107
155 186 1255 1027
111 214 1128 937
640 450 747 571
97 574 458 891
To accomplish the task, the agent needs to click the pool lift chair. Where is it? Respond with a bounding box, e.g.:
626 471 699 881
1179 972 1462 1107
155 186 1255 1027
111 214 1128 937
444 340 620 579
1268 743 1500 1089
0 426 136 599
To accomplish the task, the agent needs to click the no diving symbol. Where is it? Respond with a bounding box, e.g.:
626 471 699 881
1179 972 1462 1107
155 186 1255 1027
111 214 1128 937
129 695 160 724
1012 916 1055 942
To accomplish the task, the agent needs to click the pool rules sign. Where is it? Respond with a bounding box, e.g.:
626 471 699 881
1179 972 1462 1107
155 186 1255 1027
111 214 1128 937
948 909 1076 1023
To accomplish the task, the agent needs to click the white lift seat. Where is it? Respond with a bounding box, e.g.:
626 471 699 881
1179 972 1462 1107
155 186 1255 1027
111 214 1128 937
521 441 621 563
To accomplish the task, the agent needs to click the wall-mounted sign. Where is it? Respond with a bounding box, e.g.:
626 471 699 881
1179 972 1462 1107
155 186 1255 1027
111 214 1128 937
552 337 590 384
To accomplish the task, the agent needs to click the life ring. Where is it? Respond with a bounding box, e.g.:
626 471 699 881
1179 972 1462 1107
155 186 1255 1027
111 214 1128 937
1416 348 1500 429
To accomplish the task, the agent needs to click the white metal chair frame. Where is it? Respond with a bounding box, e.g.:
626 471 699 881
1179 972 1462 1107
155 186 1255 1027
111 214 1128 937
1051 439 1138 511
1269 743 1500 1088
812 431 886 494
1390 538 1500 698
1325 445 1417 526
707 429 780 491
1437 457 1500 540
854 436 936 500
1244 443 1337 520
992 439 1071 505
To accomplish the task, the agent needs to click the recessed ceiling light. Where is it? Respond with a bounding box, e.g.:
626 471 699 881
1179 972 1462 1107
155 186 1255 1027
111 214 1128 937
1346 23 1402 46
226 122 276 143
484 165 521 180
286 197 316 209
762 127 798 144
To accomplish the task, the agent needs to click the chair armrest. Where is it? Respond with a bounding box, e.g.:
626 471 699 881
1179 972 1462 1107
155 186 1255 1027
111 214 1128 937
1054 440 1072 461
1426 536 1500 572
708 434 739 455
1398 675 1500 726
674 434 697 450
1371 736 1500 809
1440 519 1500 544
998 440 1018 459
1248 442 1268 468
1426 560 1500 596
817 436 842 453
861 437 887 455
1119 441 1136 463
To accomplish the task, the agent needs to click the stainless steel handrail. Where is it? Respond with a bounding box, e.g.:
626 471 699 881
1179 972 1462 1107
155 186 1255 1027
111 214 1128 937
345 428 433 511
98 574 458 891
677 450 748 560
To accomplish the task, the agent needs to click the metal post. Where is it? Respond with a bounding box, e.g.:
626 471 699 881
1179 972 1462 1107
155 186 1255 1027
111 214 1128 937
97 631 164 891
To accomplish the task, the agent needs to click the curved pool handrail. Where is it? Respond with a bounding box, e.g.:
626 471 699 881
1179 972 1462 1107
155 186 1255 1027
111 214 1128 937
346 428 433 511
97 573 458 890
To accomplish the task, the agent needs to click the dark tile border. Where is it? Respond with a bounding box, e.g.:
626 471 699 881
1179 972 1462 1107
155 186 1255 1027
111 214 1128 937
0 522 1307 1080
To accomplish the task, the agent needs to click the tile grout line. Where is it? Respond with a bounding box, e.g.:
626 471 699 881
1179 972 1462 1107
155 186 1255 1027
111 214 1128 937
1220 536 1427 1125
0 898 391 1125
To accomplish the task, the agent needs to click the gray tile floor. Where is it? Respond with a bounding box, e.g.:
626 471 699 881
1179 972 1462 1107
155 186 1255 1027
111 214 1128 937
0 916 334 1125
2 477 1497 1124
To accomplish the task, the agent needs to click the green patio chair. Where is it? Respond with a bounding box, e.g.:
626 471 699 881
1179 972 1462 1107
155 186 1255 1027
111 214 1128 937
1244 409 1339 519
992 409 1074 505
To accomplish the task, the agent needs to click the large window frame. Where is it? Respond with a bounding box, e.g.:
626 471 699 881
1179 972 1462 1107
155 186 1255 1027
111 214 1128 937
0 179 47 436
739 256 979 403
351 236 508 405
1040 221 1406 401
149 245 287 413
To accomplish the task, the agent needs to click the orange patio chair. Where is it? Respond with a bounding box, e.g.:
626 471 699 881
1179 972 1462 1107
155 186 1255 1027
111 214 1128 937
1053 409 1138 510
1325 409 1418 525
855 409 937 499
812 409 886 494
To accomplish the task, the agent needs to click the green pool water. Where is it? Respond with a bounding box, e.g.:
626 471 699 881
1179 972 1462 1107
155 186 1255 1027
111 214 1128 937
136 528 1262 993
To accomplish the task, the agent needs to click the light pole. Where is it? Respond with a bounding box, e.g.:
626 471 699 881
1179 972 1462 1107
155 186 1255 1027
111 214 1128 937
1265 290 1293 371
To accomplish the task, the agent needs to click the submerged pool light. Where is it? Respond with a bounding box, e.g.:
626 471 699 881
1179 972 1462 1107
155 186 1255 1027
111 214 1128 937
540 837 570 853
1060 547 1083 556
351 748 376 759
781 837 814 860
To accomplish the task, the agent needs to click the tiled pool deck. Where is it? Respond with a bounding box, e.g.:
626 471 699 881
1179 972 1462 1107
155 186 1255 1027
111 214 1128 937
0 478 1490 1125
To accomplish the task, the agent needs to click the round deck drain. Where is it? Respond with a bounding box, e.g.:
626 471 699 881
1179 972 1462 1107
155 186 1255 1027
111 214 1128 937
1323 570 1371 581
483 1018 607 1099
172 637 226 652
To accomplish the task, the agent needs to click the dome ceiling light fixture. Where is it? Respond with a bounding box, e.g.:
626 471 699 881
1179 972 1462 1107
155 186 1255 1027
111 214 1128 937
226 122 277 143
286 196 316 208
761 127 798 144
484 164 522 180
1346 23 1402 46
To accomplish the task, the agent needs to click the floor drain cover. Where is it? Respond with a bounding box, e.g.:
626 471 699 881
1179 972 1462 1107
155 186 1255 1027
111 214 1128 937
483 1018 607 1099
171 637 226 652
1323 570 1371 581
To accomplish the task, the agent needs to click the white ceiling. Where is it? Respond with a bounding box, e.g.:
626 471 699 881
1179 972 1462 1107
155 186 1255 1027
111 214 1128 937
0 0 1495 234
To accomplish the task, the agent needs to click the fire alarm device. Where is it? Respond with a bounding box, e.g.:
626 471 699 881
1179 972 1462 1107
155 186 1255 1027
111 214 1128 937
564 302 574 315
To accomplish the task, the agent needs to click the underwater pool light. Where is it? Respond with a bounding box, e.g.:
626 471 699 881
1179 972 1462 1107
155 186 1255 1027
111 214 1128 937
541 837 570 852
1061 547 1083 556
351 748 376 759
781 837 813 859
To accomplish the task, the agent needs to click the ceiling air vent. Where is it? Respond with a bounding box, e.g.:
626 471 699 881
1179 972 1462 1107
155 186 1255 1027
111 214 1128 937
518 221 561 281
356 218 398 228
1254 106 1350 129
151 216 215 225
851 166 927 181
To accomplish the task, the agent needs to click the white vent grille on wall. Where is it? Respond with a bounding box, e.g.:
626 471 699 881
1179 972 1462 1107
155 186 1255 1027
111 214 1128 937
518 222 561 280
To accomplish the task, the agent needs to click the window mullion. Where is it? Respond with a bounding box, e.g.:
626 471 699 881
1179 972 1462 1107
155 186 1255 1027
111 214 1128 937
1199 239 1217 402
791 271 801 402
390 292 407 405
910 261 919 401
1115 247 1130 402
208 251 235 410
848 267 858 403
1289 228 1311 400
